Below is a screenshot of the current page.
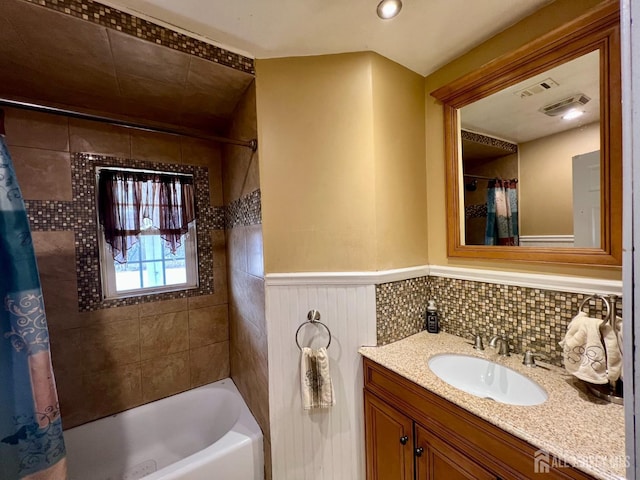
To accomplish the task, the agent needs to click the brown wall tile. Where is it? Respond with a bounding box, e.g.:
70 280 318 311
211 230 227 268
222 83 268 473
56 370 93 429
209 154 224 206
206 267 229 306
141 351 190 402
230 345 269 437
226 227 247 273
189 304 229 348
180 137 221 167
86 363 143 420
32 231 80 331
190 341 229 387
69 118 130 156
140 310 189 360
6 106 232 429
10 146 72 200
4 107 69 151
230 304 268 367
108 29 190 86
139 298 188 317
230 271 266 331
131 130 182 164
82 319 141 372
50 328 84 376
246 225 264 278
88 304 139 325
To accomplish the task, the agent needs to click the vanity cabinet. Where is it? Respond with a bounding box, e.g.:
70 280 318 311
363 358 597 480
365 390 494 480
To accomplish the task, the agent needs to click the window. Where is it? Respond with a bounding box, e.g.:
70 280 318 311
96 167 198 299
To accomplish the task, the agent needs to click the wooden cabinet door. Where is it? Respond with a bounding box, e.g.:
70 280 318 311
364 391 415 480
415 423 497 480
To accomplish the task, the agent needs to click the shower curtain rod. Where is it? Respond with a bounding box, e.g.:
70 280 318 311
464 174 519 182
464 174 496 181
0 99 258 151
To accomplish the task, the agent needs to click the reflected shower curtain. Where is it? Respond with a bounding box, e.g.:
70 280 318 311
485 179 519 246
0 137 67 478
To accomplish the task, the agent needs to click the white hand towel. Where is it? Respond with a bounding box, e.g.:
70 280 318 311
559 311 609 384
602 316 623 382
300 346 335 410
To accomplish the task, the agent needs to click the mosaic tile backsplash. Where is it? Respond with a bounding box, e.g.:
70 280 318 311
24 0 254 74
376 275 622 367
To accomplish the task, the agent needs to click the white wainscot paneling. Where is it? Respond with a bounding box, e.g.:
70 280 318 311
519 235 575 247
266 283 377 480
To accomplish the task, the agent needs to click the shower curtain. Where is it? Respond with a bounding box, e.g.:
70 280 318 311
485 179 519 246
0 137 67 478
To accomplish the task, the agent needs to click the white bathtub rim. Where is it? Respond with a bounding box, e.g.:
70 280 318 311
141 378 263 480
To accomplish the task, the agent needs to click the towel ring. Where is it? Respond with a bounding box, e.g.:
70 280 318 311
295 309 332 351
578 294 612 324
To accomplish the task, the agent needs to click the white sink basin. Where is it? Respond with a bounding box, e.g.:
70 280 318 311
428 354 548 406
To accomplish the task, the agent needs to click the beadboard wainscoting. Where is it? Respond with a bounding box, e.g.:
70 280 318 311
265 280 377 480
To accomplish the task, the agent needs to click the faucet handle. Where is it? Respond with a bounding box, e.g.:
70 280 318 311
472 334 484 351
522 350 546 367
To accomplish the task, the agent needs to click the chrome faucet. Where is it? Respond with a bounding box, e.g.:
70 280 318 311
489 335 510 356
522 350 546 367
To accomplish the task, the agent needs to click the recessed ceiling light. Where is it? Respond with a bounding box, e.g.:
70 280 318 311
562 109 584 120
377 0 402 19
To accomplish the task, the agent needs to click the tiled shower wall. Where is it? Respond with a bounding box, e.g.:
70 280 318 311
4 107 230 428
221 82 270 478
376 275 620 367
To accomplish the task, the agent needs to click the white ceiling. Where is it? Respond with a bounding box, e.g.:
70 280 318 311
461 50 601 143
98 0 553 76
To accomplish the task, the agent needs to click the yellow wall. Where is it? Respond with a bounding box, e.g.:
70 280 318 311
371 54 428 270
520 122 600 236
256 52 428 273
425 0 621 280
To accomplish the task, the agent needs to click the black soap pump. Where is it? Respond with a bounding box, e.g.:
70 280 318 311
426 300 439 334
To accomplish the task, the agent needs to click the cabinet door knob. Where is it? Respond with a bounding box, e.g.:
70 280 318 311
415 447 424 457
399 435 409 445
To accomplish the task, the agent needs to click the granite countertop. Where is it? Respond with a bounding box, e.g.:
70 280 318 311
359 331 626 480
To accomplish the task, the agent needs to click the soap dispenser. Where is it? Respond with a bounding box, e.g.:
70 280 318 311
425 300 439 333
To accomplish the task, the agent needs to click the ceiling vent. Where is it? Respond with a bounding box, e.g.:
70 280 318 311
514 78 559 98
539 94 591 117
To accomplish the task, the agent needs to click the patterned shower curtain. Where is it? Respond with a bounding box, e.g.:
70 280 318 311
0 137 67 478
485 179 519 246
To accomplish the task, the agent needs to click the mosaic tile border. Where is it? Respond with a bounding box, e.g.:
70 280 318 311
376 275 622 368
23 0 255 75
70 153 215 311
461 129 518 153
465 203 487 219
376 277 430 345
226 189 261 228
24 200 75 231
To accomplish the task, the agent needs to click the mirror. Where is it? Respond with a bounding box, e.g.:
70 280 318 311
431 1 621 265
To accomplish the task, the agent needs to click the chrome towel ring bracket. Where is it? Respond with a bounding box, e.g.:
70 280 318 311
578 294 612 324
295 309 332 351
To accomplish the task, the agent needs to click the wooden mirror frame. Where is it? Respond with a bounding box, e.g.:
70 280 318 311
431 1 621 266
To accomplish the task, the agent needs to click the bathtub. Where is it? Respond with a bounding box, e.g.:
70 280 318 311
64 379 263 480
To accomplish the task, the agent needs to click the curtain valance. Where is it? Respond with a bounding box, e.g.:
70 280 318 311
97 169 195 262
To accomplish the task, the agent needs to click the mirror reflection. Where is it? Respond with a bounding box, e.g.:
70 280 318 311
459 50 600 248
